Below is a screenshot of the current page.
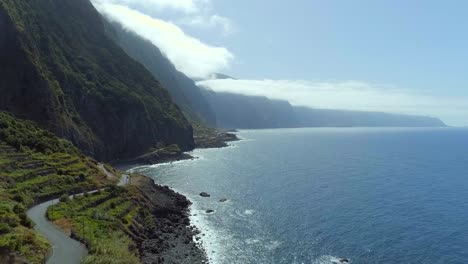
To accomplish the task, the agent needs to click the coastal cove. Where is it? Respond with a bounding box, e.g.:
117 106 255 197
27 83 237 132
130 128 468 264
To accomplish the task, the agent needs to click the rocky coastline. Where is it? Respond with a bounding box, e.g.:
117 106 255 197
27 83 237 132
194 128 239 149
126 129 239 263
117 129 239 166
130 176 208 264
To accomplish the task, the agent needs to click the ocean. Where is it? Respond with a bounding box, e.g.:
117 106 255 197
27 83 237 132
130 128 468 264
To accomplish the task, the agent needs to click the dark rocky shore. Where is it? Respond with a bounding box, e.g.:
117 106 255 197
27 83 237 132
124 129 238 263
130 176 208 264
118 129 239 166
194 128 239 149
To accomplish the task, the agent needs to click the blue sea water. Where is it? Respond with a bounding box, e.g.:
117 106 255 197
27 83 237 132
131 128 468 264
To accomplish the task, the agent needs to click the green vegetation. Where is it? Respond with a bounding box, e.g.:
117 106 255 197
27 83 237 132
0 195 49 262
0 112 78 155
47 185 145 264
108 21 217 126
0 0 194 161
0 113 113 263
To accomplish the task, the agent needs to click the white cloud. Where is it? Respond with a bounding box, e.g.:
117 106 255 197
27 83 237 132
197 79 468 126
93 0 233 35
95 3 234 78
180 14 235 36
92 0 203 13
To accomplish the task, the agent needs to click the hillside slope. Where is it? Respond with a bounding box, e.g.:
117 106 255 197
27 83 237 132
106 21 217 126
0 0 194 161
0 112 113 263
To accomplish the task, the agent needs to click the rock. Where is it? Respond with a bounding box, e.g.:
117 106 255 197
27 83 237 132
205 209 214 214
199 192 211 197
339 258 349 263
219 198 228 202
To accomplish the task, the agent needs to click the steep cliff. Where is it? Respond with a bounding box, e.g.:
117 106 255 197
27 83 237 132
201 89 298 129
293 107 447 127
106 21 217 126
200 88 446 129
0 0 194 161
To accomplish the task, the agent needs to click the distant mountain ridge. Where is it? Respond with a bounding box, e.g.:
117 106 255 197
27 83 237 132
201 89 298 129
0 0 194 161
294 106 446 127
199 88 446 129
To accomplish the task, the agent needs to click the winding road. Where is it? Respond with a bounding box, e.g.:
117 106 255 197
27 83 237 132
27 198 87 264
26 165 128 264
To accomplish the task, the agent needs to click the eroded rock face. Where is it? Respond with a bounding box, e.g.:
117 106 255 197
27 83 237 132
0 0 194 161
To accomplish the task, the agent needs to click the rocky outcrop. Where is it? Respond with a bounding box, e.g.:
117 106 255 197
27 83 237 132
193 124 239 149
130 144 194 165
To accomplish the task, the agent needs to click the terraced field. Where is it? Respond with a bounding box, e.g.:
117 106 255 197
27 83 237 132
46 186 142 264
0 141 115 262
0 142 111 207
0 112 115 263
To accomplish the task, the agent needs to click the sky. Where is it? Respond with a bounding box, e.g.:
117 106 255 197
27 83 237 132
92 0 468 126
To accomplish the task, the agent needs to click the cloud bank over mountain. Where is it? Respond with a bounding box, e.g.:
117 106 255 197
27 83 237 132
93 0 202 13
92 0 466 126
93 0 234 78
197 79 468 126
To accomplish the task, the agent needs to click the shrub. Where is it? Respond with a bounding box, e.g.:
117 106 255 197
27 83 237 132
59 194 70 203
0 223 11 235
13 204 25 214
12 194 24 203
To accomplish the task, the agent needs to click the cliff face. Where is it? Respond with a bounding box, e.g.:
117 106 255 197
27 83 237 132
201 89 298 129
200 89 446 129
106 21 217 126
0 0 194 161
294 107 447 127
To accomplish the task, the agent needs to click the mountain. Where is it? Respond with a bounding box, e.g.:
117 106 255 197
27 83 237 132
293 107 446 127
201 89 298 129
105 21 217 126
199 88 446 128
209 73 236 80
0 0 194 161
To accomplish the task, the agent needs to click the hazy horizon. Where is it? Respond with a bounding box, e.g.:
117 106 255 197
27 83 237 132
92 0 468 126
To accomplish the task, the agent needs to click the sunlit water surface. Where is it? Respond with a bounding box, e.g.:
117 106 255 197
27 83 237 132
130 128 468 264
